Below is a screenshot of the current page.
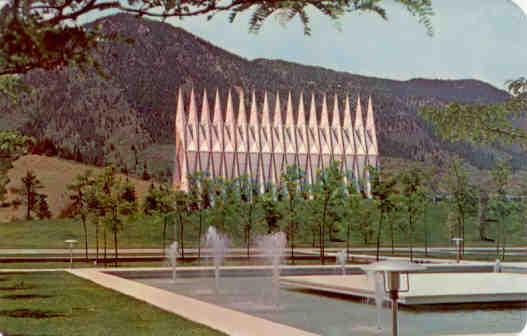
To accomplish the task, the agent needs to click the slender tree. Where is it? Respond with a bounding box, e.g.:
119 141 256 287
311 161 345 264
399 166 426 262
281 165 304 264
67 170 95 261
442 158 477 256
11 169 43 219
369 166 398 261
488 161 516 260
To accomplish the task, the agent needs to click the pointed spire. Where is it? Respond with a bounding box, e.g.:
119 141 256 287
238 89 247 124
354 95 366 155
366 95 378 154
261 91 271 126
331 94 340 128
213 89 222 124
188 88 197 124
354 95 363 129
273 91 282 125
225 89 235 124
319 93 330 128
285 92 295 126
175 87 185 126
201 89 210 124
343 96 352 128
297 92 306 125
249 90 258 125
308 93 317 127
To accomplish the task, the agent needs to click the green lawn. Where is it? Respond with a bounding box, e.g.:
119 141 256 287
1 202 526 251
0 271 224 336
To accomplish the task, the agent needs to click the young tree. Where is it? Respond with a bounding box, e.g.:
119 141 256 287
142 183 176 252
11 170 43 219
67 170 95 261
442 158 477 256
311 161 345 264
237 175 261 259
36 193 52 219
369 166 398 261
281 165 304 263
174 189 189 258
355 198 378 246
488 161 517 260
261 191 282 234
399 166 426 262
187 172 213 260
103 179 136 267
342 181 365 259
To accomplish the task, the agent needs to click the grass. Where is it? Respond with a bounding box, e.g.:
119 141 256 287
0 271 225 336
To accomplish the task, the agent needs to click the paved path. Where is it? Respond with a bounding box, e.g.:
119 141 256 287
1 246 526 255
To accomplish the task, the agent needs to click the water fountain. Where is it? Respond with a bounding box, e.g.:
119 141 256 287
204 226 228 293
256 231 287 307
365 270 385 332
494 259 502 273
167 241 179 282
336 249 347 275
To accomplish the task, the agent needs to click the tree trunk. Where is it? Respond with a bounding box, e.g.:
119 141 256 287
198 212 203 262
162 216 167 254
26 189 31 220
114 230 118 267
409 217 414 262
390 219 394 255
496 222 501 259
423 204 428 257
95 221 99 264
81 215 88 262
376 212 383 261
247 203 253 260
501 218 506 261
321 198 329 265
179 214 184 259
346 222 351 262
103 226 107 266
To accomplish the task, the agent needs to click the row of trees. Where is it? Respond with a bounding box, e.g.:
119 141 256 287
64 156 526 266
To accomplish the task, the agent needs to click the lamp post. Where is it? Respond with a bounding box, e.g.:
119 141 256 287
362 260 426 336
64 239 78 269
452 237 463 264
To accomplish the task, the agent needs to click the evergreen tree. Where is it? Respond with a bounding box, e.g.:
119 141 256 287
11 170 43 220
36 194 52 219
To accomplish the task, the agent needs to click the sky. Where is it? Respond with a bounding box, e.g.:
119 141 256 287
160 0 527 90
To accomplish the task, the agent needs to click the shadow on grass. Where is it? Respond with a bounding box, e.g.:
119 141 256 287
0 309 66 319
1 294 53 300
0 281 36 290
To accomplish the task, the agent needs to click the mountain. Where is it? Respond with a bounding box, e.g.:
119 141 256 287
0 13 520 180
